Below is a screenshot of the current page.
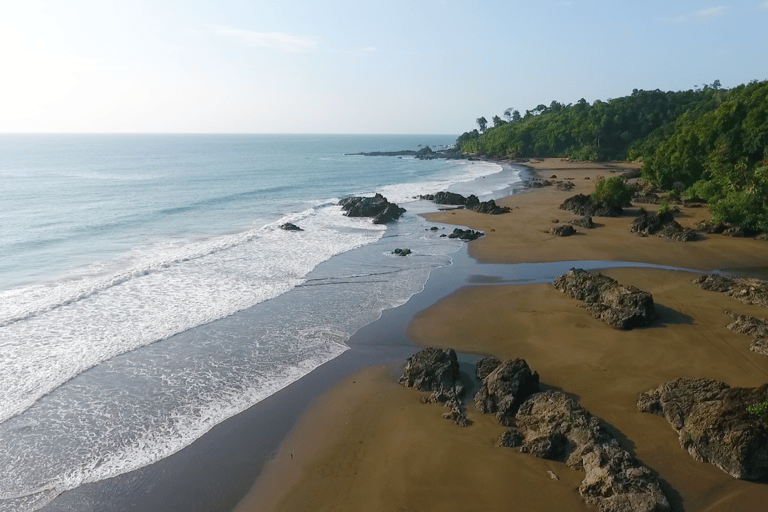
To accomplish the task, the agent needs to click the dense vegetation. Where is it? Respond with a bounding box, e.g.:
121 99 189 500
458 80 768 229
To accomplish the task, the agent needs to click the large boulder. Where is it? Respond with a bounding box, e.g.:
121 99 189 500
693 274 768 308
474 358 539 426
560 194 623 217
400 348 469 426
629 209 696 242
338 193 406 224
502 391 670 512
471 199 510 215
554 269 656 329
638 378 768 480
419 191 480 207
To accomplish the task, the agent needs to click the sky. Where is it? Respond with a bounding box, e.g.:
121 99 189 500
1 0 767 134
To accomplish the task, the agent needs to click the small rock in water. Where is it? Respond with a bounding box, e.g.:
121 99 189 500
279 223 303 231
393 248 412 256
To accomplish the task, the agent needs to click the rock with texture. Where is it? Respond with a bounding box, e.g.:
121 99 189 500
550 225 576 237
447 228 484 241
725 310 768 356
502 391 670 512
338 193 406 224
570 215 595 229
560 194 623 217
629 209 696 241
399 348 469 426
474 358 539 426
638 378 768 480
693 274 768 308
419 191 480 207
554 269 656 329
279 223 303 231
471 199 510 215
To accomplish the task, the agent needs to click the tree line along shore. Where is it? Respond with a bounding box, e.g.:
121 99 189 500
458 79 768 231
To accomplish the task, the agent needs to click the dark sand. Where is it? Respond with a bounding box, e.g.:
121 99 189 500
236 159 768 512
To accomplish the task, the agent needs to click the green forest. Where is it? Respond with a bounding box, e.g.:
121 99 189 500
458 79 768 229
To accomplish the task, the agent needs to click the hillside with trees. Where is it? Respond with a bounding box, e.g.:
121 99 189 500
458 79 768 229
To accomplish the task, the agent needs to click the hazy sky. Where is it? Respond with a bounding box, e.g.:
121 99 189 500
1 0 766 134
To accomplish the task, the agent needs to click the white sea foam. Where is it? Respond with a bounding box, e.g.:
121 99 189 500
0 205 383 425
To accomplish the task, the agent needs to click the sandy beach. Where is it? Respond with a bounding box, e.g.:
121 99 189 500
235 159 768 512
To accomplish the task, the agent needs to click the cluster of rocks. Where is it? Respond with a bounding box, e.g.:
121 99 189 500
697 221 765 239
401 349 670 511
554 269 656 329
398 348 469 426
559 194 623 217
725 310 768 356
441 228 484 241
524 178 574 191
504 391 671 512
629 208 697 242
693 274 768 308
347 145 466 161
638 378 768 480
338 193 406 224
418 191 479 207
392 248 412 256
419 191 510 215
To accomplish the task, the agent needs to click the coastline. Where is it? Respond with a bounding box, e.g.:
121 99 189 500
235 158 768 512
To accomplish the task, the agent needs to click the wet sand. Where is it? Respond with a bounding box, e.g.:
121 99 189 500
236 159 768 512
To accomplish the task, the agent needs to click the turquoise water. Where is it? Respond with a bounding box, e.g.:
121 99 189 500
0 134 523 511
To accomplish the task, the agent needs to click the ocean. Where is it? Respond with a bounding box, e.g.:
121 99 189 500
0 134 524 511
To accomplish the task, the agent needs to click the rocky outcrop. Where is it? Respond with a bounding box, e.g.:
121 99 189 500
725 310 768 356
392 248 412 256
399 348 469 426
475 356 501 380
279 223 303 231
550 225 576 237
501 391 670 512
446 228 484 241
629 209 696 241
560 194 623 217
637 378 768 480
525 179 553 188
554 269 656 329
570 215 595 229
556 181 575 191
418 191 480 207
693 274 768 308
338 193 406 224
471 199 510 215
474 358 539 426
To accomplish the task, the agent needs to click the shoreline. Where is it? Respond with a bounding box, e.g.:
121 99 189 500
235 158 768 512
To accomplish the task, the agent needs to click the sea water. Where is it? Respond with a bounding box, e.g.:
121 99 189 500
0 134 524 511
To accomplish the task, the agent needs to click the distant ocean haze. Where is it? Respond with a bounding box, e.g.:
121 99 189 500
0 134 521 512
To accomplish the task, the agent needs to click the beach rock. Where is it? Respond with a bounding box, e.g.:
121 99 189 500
637 378 768 480
471 199 510 215
419 191 480 207
723 226 747 237
447 228 484 241
525 179 552 188
632 193 661 204
279 223 304 231
475 356 501 380
693 275 768 308
556 181 575 191
474 358 539 426
697 221 729 234
554 269 656 329
550 225 576 237
338 193 406 224
629 209 696 241
392 248 412 256
400 348 464 400
570 216 595 229
725 310 768 356
559 194 623 217
400 348 471 426
504 391 670 512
